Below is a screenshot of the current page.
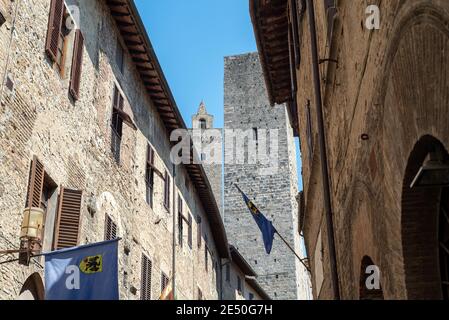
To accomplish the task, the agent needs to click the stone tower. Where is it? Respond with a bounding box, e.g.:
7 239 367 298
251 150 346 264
192 102 223 214
223 52 307 300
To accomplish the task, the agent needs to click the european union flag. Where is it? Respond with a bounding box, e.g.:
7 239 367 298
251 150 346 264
44 239 119 300
236 185 276 254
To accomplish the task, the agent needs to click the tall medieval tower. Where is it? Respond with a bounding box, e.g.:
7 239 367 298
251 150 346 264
192 102 223 215
223 52 309 300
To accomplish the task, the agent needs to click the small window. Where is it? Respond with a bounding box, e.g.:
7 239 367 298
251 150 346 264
306 100 314 166
178 195 183 247
161 272 169 293
105 214 117 241
111 86 124 164
141 254 152 300
116 39 124 73
0 10 6 28
145 145 155 208
253 128 258 141
199 119 207 130
163 171 170 210
187 213 192 249
197 216 202 248
237 276 242 293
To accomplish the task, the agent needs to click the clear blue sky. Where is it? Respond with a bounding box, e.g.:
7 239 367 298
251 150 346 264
135 0 303 190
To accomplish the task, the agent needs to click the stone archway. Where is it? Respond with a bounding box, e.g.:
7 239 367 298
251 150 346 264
18 272 45 300
401 136 449 299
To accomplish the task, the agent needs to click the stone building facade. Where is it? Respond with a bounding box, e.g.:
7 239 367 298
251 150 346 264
0 0 229 300
251 0 449 299
223 52 310 300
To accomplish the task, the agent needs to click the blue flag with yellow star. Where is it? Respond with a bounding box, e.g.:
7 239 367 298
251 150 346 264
44 239 119 300
236 185 276 254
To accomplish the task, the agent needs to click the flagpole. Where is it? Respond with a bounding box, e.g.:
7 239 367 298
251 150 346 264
274 228 310 272
234 184 310 272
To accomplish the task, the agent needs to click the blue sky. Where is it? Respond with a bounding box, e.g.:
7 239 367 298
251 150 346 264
135 0 303 190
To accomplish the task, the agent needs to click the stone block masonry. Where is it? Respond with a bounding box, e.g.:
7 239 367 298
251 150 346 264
223 52 309 300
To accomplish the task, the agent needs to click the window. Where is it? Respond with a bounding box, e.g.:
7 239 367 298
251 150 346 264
252 128 258 142
146 145 155 208
237 276 242 294
249 293 254 301
178 195 183 247
161 272 169 293
54 188 83 250
226 264 230 282
105 214 117 241
198 287 203 300
199 119 207 130
0 10 6 28
116 39 124 73
197 216 202 248
187 213 192 249
141 254 152 300
205 245 209 272
164 171 170 210
306 100 314 166
111 86 124 164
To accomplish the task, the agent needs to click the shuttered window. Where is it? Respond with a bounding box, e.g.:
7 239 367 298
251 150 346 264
105 214 117 241
197 216 202 249
178 195 183 247
161 272 169 293
141 254 152 300
54 188 83 250
146 145 155 208
45 0 64 62
69 29 84 101
163 171 170 210
111 86 124 164
306 100 314 166
187 213 192 249
25 156 45 208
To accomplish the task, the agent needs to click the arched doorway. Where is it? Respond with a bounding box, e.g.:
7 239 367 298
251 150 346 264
359 256 384 300
17 273 45 300
402 135 449 299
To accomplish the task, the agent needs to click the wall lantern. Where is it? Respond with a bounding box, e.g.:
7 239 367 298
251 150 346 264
18 207 44 266
410 150 449 188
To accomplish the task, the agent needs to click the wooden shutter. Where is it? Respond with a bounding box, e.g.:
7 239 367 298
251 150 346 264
45 0 64 62
141 254 152 300
164 171 170 209
25 156 45 208
54 188 83 250
69 29 84 101
105 214 117 241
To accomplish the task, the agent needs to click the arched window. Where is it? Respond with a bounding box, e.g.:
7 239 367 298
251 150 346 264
359 256 384 300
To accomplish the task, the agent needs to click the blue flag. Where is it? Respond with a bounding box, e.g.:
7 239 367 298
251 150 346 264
236 185 276 254
44 239 119 300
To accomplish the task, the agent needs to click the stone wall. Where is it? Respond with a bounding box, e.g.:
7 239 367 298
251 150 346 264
0 0 221 300
295 0 449 299
223 52 309 300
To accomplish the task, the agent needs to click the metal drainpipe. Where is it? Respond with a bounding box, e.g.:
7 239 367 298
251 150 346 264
305 0 340 299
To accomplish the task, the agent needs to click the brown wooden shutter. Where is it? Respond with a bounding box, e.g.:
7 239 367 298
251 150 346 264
54 188 83 250
105 214 117 241
25 156 45 208
69 29 84 101
45 0 64 62
141 254 152 300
